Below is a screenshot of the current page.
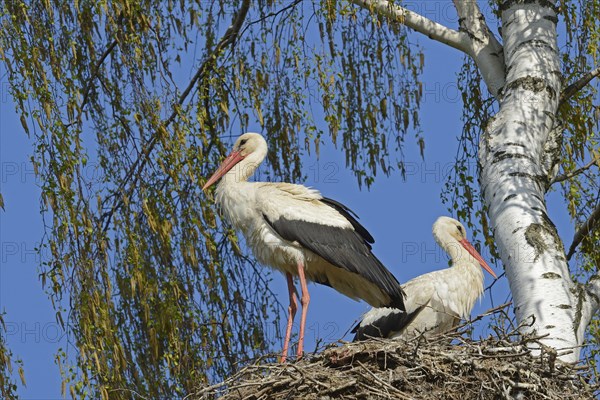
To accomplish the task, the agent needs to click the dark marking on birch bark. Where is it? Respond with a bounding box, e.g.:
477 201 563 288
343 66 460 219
526 215 567 263
545 325 555 329
542 272 561 279
586 278 600 305
556 304 572 309
572 284 585 337
512 227 522 234
458 27 485 44
508 172 536 179
504 76 557 100
531 193 544 203
510 39 557 60
543 14 558 24
539 210 565 252
507 172 547 190
542 122 564 187
549 70 562 79
504 194 517 202
525 223 548 261
492 152 537 164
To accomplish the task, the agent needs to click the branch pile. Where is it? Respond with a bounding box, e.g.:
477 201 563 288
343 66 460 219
193 322 598 399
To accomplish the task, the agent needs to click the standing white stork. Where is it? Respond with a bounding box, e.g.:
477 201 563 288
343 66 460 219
352 216 496 341
202 132 405 362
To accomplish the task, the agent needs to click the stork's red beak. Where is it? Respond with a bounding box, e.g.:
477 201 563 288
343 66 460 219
202 150 245 191
459 239 497 278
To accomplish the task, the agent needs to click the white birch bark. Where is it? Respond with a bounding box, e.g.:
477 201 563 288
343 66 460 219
480 0 569 359
452 1 505 96
351 0 600 362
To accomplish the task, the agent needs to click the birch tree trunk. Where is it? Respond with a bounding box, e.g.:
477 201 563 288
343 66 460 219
352 0 600 362
480 1 577 361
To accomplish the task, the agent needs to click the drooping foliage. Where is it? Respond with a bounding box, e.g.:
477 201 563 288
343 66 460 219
0 0 423 398
0 314 24 400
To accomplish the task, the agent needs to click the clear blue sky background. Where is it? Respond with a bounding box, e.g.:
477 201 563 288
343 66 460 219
0 3 578 399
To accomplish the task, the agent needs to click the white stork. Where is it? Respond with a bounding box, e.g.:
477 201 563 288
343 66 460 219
352 216 496 341
202 132 405 362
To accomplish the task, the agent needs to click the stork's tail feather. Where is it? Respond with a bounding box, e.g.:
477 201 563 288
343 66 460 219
351 304 427 342
388 287 406 310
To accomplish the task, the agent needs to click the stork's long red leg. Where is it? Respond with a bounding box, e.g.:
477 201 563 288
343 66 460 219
296 260 310 359
280 273 297 363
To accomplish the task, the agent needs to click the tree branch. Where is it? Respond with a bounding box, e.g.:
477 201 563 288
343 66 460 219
453 1 505 97
99 0 251 232
587 276 600 298
560 67 600 105
567 201 600 261
349 0 470 53
243 0 302 33
66 39 118 127
574 275 600 345
584 275 600 323
551 158 598 185
170 0 250 121
350 0 506 97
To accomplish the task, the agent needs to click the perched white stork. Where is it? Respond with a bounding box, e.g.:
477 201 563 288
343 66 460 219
352 216 496 341
202 132 405 362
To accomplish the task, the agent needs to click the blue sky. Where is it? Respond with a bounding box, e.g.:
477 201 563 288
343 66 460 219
0 3 579 399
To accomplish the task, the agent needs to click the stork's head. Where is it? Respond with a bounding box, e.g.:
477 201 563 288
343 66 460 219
432 216 496 278
232 132 267 158
202 133 268 190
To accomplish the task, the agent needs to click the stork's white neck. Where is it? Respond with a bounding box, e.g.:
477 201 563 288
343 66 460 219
443 241 473 267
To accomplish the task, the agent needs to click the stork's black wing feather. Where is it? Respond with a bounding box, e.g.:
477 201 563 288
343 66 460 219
351 305 426 341
320 197 374 245
263 198 405 310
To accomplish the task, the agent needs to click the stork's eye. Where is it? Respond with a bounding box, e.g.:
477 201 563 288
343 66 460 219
240 138 248 146
457 225 464 235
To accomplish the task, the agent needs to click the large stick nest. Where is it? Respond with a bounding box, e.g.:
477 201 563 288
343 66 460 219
193 306 599 399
